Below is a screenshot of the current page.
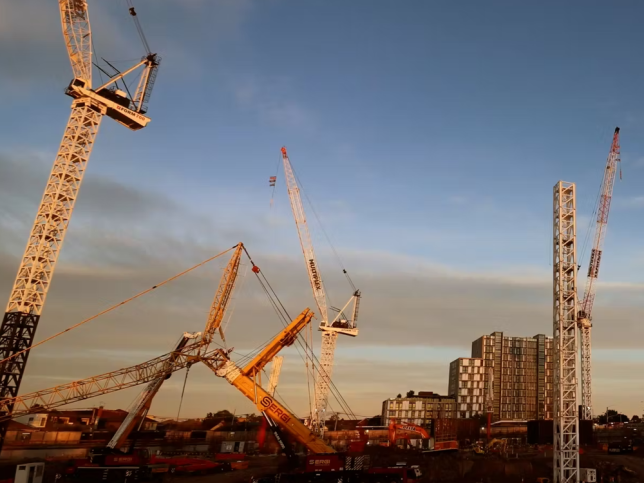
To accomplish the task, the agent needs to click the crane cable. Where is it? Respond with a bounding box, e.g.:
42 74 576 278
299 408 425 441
0 246 237 368
290 163 357 292
242 247 356 420
126 0 151 55
175 365 191 422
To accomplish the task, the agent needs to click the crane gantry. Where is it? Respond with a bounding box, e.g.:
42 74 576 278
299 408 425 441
280 147 361 434
577 127 620 421
0 0 159 447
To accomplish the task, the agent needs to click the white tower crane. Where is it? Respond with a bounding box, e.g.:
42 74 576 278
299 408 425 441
553 181 579 483
280 147 361 434
0 0 159 447
577 127 620 421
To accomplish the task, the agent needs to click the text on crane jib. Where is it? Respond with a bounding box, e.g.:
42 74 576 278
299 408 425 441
260 395 291 423
309 259 322 290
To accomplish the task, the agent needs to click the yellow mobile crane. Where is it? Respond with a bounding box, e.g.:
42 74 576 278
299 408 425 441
202 309 420 482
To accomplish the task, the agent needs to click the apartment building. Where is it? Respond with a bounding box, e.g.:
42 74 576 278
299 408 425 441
448 332 554 421
382 391 455 427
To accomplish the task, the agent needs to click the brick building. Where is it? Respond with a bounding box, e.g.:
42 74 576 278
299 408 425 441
381 391 455 427
448 332 554 421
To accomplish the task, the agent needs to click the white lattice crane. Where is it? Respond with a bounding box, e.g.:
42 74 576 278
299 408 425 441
577 127 620 421
553 181 579 483
280 147 361 434
0 0 159 447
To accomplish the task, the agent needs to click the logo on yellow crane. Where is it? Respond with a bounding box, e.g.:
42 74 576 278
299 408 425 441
260 395 291 423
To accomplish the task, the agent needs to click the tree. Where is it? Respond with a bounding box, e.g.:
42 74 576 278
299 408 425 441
396 394 402 399
597 410 629 425
632 415 641 423
406 390 415 398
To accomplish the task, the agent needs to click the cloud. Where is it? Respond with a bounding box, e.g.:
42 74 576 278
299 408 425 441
617 196 644 208
232 77 316 130
2 148 644 418
0 0 251 90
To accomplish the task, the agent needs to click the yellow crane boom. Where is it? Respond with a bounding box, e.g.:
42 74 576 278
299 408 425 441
202 308 335 454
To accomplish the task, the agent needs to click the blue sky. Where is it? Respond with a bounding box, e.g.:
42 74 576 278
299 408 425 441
2 0 644 418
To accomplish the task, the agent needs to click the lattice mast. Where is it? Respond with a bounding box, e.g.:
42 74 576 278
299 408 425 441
280 147 359 434
0 0 159 448
485 366 494 441
267 356 283 397
107 244 243 450
578 127 620 421
553 181 580 483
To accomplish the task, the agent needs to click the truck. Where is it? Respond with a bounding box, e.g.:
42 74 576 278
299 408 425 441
63 448 171 482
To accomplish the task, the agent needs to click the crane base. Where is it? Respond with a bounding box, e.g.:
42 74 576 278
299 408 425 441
0 311 40 450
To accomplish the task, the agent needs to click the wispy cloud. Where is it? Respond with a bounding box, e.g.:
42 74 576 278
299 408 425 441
232 76 316 130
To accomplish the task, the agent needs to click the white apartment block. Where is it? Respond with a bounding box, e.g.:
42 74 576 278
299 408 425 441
381 391 455 427
449 332 554 421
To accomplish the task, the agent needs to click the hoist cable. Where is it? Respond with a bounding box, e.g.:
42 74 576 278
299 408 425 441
126 0 151 55
175 365 191 422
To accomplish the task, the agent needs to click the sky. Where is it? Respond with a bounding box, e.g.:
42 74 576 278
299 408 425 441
2 0 644 421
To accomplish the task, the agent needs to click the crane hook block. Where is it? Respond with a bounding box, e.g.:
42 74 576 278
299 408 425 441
129 7 137 16
252 265 260 274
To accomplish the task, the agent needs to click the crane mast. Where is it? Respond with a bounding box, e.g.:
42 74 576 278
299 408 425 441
280 147 360 434
0 0 159 448
578 127 620 421
281 148 328 324
553 181 579 483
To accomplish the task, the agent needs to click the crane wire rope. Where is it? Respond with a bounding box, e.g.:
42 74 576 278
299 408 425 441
239 247 355 419
0 245 238 368
175 365 191 422
125 0 152 55
289 162 357 292
243 249 356 420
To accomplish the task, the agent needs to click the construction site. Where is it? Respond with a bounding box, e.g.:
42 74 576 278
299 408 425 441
0 1 643 483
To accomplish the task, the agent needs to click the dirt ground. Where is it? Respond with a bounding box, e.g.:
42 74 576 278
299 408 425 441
166 450 644 483
10 448 644 482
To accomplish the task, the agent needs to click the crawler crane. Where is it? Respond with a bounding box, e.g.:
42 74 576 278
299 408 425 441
0 0 160 448
280 147 361 434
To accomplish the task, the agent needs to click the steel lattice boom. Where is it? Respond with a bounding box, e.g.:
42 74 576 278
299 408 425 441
0 342 216 423
553 181 579 483
577 127 620 421
280 147 360 434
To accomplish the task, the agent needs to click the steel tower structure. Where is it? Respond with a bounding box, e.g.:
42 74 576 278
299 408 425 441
0 0 158 448
553 181 579 483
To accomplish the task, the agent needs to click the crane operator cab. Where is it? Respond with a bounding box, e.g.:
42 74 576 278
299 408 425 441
65 78 151 131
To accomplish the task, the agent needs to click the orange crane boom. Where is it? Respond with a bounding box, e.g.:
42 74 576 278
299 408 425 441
202 308 335 454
